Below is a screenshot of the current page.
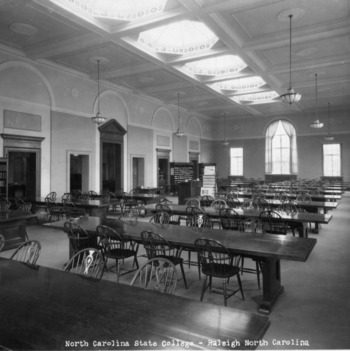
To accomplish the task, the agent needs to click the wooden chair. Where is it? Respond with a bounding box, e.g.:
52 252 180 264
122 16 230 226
10 240 41 266
64 221 91 257
97 225 139 282
64 248 105 281
149 211 170 224
88 190 99 199
45 198 65 222
130 257 177 294
119 208 139 222
195 238 244 306
226 194 241 209
0 198 12 211
161 204 180 225
141 231 187 289
186 213 211 228
185 198 200 208
63 201 86 219
200 195 215 207
0 234 4 252
259 210 287 235
210 199 227 228
219 208 241 231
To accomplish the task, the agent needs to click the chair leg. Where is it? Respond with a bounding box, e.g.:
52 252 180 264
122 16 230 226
236 273 244 300
179 262 188 289
197 252 201 280
200 276 208 302
223 279 228 306
256 261 260 289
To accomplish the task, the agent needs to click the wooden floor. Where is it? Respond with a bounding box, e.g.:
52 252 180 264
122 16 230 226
1 193 350 350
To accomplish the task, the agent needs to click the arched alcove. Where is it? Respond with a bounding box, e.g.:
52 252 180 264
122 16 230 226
152 107 174 131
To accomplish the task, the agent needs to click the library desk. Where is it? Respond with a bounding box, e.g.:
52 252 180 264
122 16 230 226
34 197 110 218
45 217 317 315
147 204 333 237
196 198 338 214
0 258 270 350
0 210 38 251
113 193 161 204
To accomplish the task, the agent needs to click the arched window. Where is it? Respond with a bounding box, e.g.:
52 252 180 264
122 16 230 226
265 120 297 174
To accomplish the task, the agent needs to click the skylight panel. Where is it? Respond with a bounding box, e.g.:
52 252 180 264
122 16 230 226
214 76 266 92
138 20 218 55
183 55 247 77
231 91 280 105
50 0 167 21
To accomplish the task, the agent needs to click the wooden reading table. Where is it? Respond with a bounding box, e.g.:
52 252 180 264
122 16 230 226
146 204 332 236
0 258 270 350
45 217 317 314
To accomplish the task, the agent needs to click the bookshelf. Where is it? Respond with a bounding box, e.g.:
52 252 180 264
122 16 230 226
0 158 8 199
170 162 194 194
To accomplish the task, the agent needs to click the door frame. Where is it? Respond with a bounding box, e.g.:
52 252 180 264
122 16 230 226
2 134 44 200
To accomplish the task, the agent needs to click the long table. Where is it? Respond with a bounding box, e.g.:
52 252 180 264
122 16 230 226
45 217 317 314
197 197 338 214
34 197 110 218
147 204 332 237
0 258 270 350
220 191 341 202
0 211 38 251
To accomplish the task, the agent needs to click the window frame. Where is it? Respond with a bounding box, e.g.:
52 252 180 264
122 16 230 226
322 143 342 177
265 119 297 175
230 147 244 176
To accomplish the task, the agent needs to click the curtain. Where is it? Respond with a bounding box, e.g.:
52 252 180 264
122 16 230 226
265 120 279 173
281 120 298 174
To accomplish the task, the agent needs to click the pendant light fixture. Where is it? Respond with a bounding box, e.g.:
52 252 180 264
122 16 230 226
324 102 334 141
222 113 229 146
175 92 184 137
280 14 301 105
310 73 324 129
91 59 107 125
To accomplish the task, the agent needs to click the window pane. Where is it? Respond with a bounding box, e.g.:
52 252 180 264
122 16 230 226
323 144 341 176
230 147 243 176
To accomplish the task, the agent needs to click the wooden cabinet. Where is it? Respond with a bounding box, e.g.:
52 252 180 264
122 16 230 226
0 158 8 199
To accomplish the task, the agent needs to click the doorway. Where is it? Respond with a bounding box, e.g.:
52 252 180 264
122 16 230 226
102 142 122 193
8 151 37 200
157 149 170 192
70 154 89 193
189 152 199 179
132 157 145 189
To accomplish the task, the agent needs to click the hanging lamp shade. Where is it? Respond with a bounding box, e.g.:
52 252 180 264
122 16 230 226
91 59 107 125
175 92 184 137
280 14 301 105
324 102 334 140
310 73 323 129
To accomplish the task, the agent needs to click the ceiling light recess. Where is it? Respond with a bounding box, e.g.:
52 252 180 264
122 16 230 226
280 14 301 105
51 0 167 21
232 91 279 105
138 20 218 55
183 55 247 78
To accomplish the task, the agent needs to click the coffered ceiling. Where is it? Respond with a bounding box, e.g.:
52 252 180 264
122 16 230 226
0 0 349 120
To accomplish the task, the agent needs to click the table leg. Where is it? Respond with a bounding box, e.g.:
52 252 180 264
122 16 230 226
258 258 284 315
